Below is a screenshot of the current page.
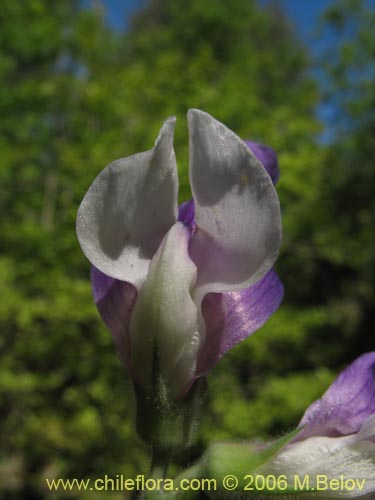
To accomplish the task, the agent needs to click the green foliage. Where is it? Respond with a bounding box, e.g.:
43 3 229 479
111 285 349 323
0 0 373 498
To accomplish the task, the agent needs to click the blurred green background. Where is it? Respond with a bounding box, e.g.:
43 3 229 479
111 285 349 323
0 0 373 498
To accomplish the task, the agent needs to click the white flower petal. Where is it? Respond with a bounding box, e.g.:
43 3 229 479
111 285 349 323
187 109 281 299
129 222 201 398
261 431 375 497
76 117 178 287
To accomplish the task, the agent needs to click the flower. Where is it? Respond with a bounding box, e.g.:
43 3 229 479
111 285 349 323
260 352 375 497
77 109 282 399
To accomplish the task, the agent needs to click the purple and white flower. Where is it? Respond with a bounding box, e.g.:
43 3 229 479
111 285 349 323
260 352 375 498
76 110 282 398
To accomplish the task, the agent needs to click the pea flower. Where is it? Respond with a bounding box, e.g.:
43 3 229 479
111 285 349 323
76 110 282 399
259 352 375 497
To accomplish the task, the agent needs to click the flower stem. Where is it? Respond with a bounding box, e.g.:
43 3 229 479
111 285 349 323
131 447 170 500
149 447 170 479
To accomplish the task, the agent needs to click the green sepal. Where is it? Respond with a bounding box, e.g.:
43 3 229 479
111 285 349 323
206 427 301 490
173 428 301 499
134 343 205 458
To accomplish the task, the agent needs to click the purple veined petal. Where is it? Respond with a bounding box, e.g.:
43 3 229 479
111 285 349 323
91 266 137 372
296 352 375 441
187 109 282 300
196 269 284 376
77 117 178 288
178 199 284 375
244 141 280 185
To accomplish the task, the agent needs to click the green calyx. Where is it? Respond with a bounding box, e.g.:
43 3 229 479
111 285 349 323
134 344 205 459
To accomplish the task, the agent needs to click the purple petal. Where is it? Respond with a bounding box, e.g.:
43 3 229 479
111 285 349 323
245 141 280 185
196 269 284 375
296 352 375 441
91 266 137 371
178 199 196 234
